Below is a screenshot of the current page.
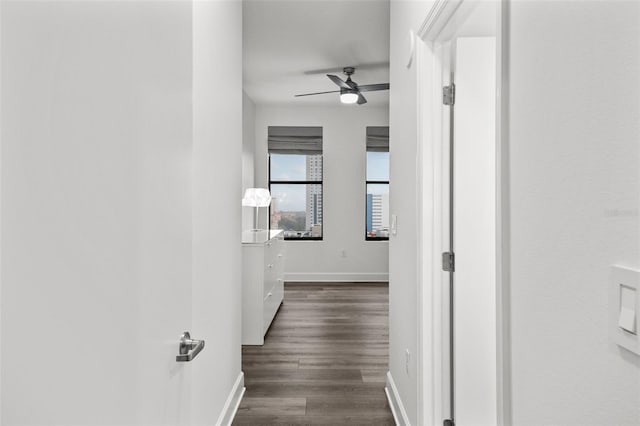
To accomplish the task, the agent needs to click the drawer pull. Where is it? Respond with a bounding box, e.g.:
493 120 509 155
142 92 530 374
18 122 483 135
267 292 273 298
266 242 272 246
278 254 283 258
267 264 273 269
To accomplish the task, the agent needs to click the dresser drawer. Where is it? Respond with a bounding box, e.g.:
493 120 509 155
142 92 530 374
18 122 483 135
263 281 283 334
264 238 281 267
263 261 276 294
273 238 285 280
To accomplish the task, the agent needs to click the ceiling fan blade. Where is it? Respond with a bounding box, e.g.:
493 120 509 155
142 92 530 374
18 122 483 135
294 90 341 97
357 92 367 105
356 83 390 92
327 74 351 89
303 62 390 75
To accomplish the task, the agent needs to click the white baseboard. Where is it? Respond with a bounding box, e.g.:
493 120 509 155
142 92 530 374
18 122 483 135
385 371 411 426
284 272 389 282
216 371 245 426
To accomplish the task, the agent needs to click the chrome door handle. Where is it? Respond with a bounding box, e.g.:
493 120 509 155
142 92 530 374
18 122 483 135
176 331 205 362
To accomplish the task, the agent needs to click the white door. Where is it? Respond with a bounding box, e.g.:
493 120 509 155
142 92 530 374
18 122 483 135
1 2 198 424
439 36 497 426
452 36 497 426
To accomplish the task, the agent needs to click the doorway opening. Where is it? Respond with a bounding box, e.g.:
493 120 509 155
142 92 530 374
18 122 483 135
415 1 508 425
239 1 392 424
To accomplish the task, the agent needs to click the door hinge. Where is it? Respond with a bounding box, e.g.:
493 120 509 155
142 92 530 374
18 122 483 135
443 84 455 106
443 419 455 426
442 252 455 272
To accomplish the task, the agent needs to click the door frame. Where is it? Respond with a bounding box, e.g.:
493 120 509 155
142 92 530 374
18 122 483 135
414 1 511 424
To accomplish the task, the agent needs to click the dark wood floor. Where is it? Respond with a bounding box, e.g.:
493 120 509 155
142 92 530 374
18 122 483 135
233 282 394 426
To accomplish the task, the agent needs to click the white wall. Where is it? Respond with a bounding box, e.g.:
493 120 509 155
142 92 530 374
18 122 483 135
254 104 389 282
391 1 640 425
508 1 640 424
388 1 435 423
191 1 243 424
242 92 257 232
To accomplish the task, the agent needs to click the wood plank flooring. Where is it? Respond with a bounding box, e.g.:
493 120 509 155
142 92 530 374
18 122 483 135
233 282 394 426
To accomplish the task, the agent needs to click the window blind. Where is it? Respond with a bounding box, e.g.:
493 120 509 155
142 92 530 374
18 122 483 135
366 126 389 152
268 126 323 155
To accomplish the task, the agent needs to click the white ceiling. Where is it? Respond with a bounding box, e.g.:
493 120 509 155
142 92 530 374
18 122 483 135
243 0 390 107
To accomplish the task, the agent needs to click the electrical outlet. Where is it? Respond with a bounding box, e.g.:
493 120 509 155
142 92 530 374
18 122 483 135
405 349 410 375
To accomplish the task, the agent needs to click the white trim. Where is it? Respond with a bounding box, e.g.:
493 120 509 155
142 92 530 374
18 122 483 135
495 1 512 424
0 0 3 419
417 29 452 426
417 0 464 41
215 371 245 426
284 272 389 282
385 371 411 426
415 34 435 426
415 32 425 425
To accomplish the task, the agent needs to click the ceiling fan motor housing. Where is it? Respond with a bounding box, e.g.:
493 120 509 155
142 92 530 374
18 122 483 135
340 87 358 96
343 66 356 76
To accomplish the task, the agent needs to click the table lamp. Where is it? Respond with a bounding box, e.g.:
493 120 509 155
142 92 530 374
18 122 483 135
242 188 272 231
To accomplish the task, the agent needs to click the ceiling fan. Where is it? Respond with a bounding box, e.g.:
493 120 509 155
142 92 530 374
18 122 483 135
295 67 389 105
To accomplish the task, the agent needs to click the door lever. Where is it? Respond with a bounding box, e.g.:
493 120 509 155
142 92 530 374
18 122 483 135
176 331 205 362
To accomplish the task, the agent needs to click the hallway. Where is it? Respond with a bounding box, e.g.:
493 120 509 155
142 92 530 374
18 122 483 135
233 283 394 425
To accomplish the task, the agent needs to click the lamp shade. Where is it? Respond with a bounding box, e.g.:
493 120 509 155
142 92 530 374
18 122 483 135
242 188 272 207
340 90 358 104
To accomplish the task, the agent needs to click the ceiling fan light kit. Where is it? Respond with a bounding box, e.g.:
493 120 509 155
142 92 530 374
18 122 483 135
295 66 389 106
340 89 359 104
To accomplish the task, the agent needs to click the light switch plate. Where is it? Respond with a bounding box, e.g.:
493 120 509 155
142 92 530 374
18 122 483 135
610 266 640 355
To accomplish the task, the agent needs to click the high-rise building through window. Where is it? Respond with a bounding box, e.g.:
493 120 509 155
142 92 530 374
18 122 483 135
367 193 389 235
306 155 323 235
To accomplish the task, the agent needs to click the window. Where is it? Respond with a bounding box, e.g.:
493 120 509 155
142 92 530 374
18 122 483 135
366 127 389 240
268 126 323 240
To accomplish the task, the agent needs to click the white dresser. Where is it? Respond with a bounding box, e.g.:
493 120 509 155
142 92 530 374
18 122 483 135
241 230 285 345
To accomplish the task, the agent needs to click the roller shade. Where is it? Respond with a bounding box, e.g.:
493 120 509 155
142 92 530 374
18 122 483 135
268 126 323 155
366 126 389 152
